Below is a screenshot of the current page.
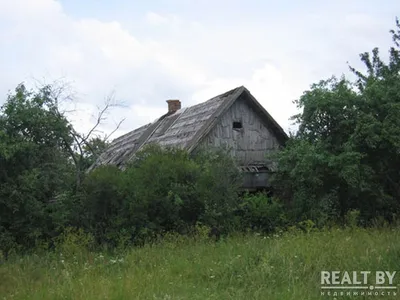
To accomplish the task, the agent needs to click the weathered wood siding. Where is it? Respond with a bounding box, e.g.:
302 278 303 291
197 97 280 165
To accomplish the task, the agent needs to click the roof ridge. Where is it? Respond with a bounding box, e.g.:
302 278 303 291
89 84 287 171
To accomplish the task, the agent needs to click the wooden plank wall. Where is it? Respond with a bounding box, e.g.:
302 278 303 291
198 97 280 165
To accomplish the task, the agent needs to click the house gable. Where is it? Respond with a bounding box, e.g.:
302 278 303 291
195 93 283 165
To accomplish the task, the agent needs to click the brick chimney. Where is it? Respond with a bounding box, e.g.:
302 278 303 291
166 99 181 113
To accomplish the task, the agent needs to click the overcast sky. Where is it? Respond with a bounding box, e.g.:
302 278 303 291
0 0 399 137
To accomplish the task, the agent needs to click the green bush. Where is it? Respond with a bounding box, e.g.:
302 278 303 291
345 209 361 228
78 165 129 247
54 227 95 258
238 192 287 233
126 145 202 233
192 148 242 231
75 145 242 248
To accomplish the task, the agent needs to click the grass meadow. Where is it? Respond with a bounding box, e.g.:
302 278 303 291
1 227 400 300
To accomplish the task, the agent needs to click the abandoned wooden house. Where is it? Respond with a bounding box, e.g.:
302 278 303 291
90 86 288 190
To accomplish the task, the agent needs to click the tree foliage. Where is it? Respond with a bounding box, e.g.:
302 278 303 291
273 18 400 225
0 84 74 251
0 83 119 254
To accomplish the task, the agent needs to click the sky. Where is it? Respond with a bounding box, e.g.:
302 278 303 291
0 0 399 138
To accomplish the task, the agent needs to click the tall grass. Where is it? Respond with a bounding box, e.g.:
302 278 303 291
1 227 399 299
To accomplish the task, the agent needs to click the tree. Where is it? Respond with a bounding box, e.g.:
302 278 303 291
272 18 400 225
0 84 74 251
0 82 123 254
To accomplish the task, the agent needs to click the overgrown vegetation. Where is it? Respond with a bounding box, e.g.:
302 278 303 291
1 18 400 260
271 18 400 226
72 145 243 248
1 227 399 299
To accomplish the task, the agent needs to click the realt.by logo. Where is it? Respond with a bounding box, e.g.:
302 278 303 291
320 271 397 297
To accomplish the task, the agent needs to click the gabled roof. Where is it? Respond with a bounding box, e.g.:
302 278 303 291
89 86 288 170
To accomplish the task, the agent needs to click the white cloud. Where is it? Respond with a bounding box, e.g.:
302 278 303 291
74 19 150 67
0 0 209 136
145 12 181 26
0 0 398 139
190 63 301 133
0 0 63 20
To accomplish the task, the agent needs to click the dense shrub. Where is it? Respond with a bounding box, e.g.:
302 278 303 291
192 148 243 231
238 192 287 233
126 145 202 233
77 165 128 247
72 145 242 248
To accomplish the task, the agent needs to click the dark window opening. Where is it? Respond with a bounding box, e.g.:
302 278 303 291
233 121 242 130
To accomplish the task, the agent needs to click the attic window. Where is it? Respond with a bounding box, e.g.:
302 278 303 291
233 121 242 130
